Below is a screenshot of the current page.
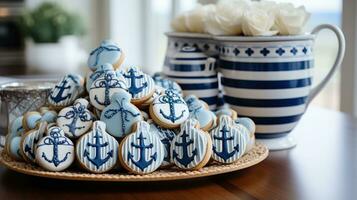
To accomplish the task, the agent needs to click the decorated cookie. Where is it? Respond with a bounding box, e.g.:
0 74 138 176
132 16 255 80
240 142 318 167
48 74 84 108
138 86 164 109
6 136 23 161
89 70 127 110
148 120 176 167
216 106 238 119
141 111 150 121
150 89 189 129
36 127 74 171
119 121 164 174
100 90 142 138
20 121 47 163
171 119 212 170
235 117 256 151
41 110 58 124
85 63 125 92
23 111 42 131
8 116 25 137
122 67 155 104
76 121 119 173
88 40 125 71
185 95 216 131
210 115 247 164
57 98 93 138
152 73 182 95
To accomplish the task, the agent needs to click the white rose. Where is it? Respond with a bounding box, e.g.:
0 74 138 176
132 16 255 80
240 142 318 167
185 5 214 33
274 3 311 35
242 8 278 36
171 14 188 32
204 0 250 35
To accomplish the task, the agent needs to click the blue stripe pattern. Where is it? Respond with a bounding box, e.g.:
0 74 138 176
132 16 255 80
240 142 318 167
167 75 217 79
255 132 291 139
224 96 308 107
169 64 205 71
221 77 312 89
200 96 218 105
239 114 303 125
180 82 219 90
220 60 312 71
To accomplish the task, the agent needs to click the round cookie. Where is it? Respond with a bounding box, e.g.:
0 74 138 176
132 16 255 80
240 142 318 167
210 115 247 164
185 95 216 131
85 63 125 92
216 106 238 119
171 119 212 170
6 136 23 161
152 73 182 96
235 117 256 152
150 89 189 129
88 40 125 71
41 110 58 124
119 121 165 174
76 121 119 173
36 127 74 171
20 121 47 163
8 116 25 137
100 90 142 138
48 74 84 109
138 86 164 109
148 120 176 167
57 98 94 138
22 111 42 131
89 70 127 110
122 67 155 104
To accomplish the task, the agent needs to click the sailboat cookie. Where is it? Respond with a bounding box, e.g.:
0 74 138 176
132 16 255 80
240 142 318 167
76 121 119 173
122 67 155 104
150 89 189 129
36 127 74 171
48 74 84 108
171 119 212 170
87 40 125 71
119 121 165 174
89 70 127 110
100 90 142 138
210 115 247 164
20 121 47 163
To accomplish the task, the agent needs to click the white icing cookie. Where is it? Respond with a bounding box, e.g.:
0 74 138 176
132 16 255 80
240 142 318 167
41 110 58 124
22 111 42 131
210 115 247 164
20 121 47 163
76 121 119 173
122 67 155 104
6 136 23 161
100 90 143 138
87 40 125 71
57 98 94 138
85 63 124 92
185 95 216 131
36 127 74 171
152 73 182 96
119 121 164 174
216 106 238 119
150 89 189 129
89 70 127 110
171 119 212 170
138 86 164 109
48 74 84 108
148 120 176 167
235 117 256 152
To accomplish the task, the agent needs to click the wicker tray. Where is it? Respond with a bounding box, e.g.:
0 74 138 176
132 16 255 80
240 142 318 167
0 143 268 182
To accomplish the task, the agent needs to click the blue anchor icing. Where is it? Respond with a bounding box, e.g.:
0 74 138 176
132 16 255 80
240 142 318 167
123 67 155 101
21 121 47 163
89 70 127 110
151 89 189 128
85 63 124 92
120 121 164 174
48 74 84 107
210 115 247 164
36 127 74 171
57 98 93 138
87 40 124 71
185 95 216 131
152 73 182 95
76 121 118 173
171 119 211 169
100 90 142 138
148 121 176 167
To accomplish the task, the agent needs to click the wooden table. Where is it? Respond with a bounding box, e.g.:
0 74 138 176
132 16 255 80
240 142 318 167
0 107 356 200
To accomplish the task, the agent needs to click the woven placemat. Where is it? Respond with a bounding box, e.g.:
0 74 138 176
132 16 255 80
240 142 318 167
0 143 268 182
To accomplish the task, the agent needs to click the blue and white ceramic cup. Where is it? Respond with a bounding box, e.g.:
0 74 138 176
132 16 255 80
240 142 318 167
218 24 345 145
164 46 219 110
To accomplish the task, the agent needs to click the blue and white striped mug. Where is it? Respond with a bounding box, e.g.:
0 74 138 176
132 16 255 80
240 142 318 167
218 24 345 142
164 46 219 110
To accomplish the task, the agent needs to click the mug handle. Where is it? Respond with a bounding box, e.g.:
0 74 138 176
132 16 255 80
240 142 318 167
307 24 346 105
205 57 216 72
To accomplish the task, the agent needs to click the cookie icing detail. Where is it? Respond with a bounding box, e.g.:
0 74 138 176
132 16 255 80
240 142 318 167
123 67 155 100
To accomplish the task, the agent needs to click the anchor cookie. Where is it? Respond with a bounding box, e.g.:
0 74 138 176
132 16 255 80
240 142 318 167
122 67 155 104
20 121 47 163
119 121 165 174
100 90 142 138
85 63 124 92
76 121 119 173
88 40 125 71
36 127 74 171
171 119 212 170
210 115 247 164
148 120 176 167
185 95 216 131
138 86 164 109
235 117 256 152
89 70 127 110
150 89 189 129
57 98 94 138
152 73 182 95
48 74 84 108
23 111 42 131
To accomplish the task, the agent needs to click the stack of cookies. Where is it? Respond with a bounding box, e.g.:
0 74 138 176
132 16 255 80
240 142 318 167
4 40 256 175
